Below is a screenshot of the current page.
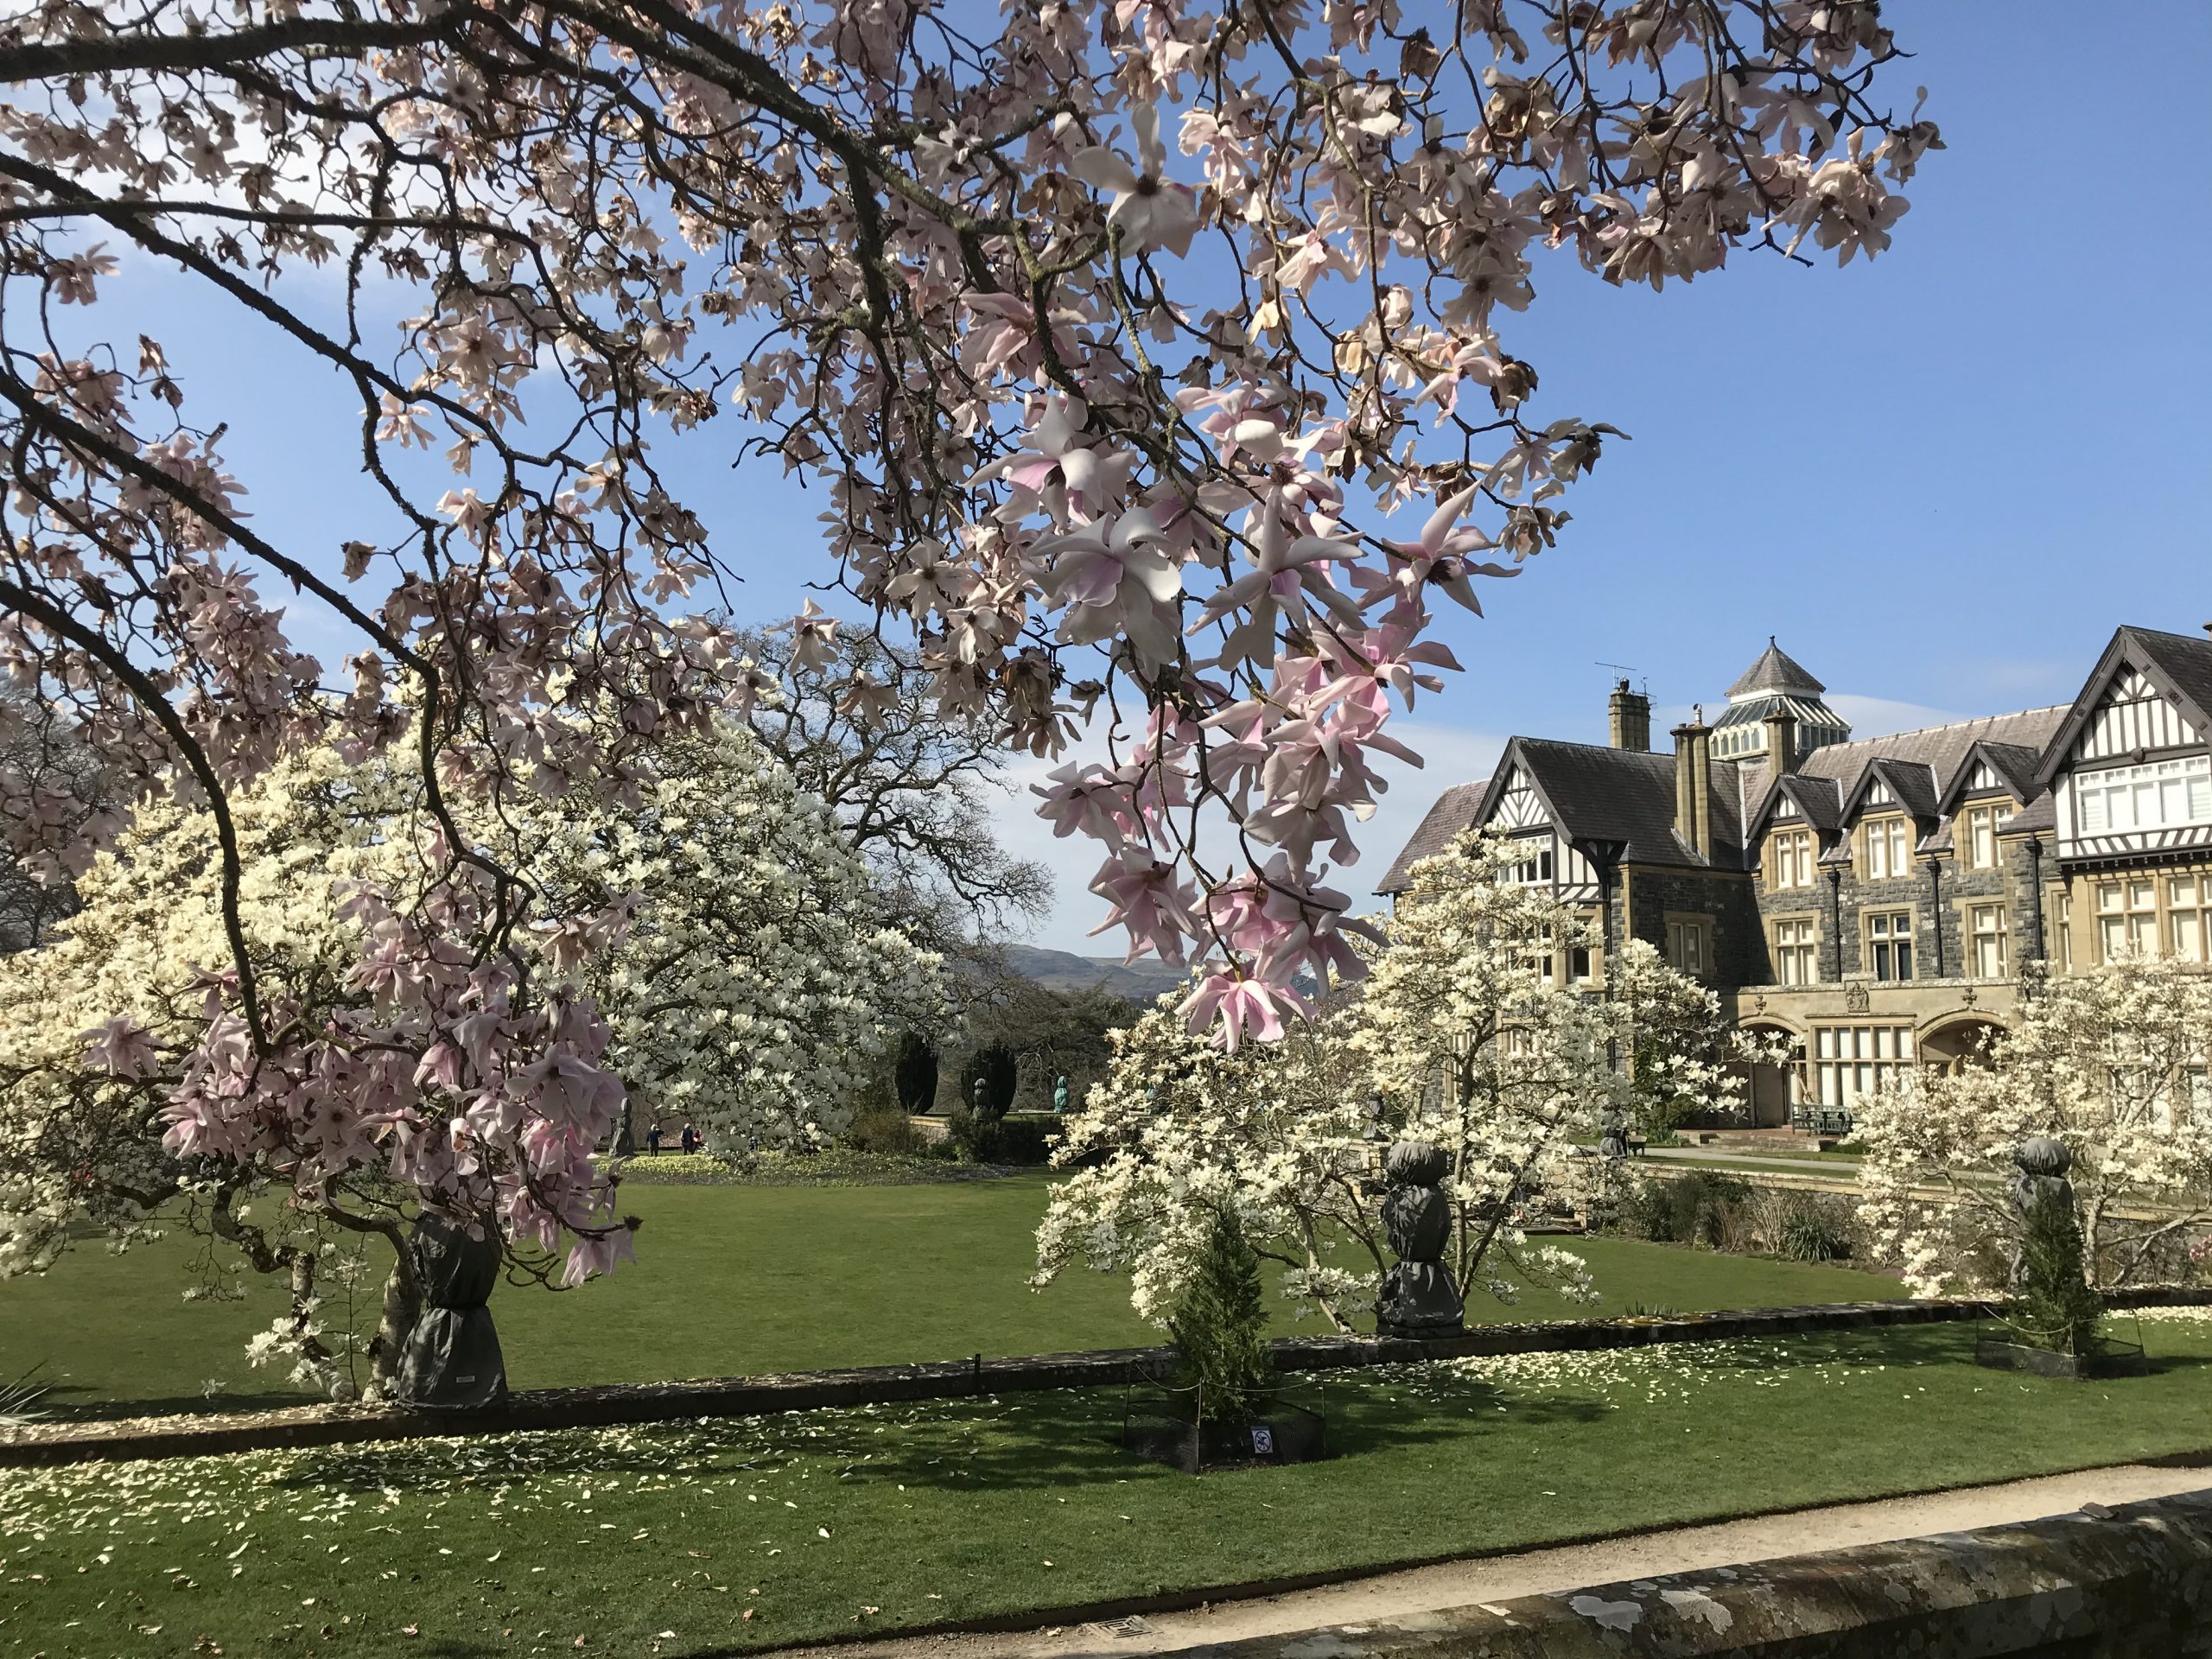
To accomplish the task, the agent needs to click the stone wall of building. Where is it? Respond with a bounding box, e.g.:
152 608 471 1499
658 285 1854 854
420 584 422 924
1621 866 1764 988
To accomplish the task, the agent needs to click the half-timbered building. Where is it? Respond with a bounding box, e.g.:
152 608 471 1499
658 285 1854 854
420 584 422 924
1376 624 2212 1129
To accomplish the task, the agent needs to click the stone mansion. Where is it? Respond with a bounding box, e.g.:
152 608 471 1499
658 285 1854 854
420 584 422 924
1377 624 2212 1127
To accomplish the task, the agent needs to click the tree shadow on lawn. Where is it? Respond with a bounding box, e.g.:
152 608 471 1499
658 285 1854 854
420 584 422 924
254 1377 1611 1501
35 1382 323 1421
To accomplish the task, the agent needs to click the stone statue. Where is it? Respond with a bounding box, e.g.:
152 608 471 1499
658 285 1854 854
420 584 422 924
392 1211 507 1409
2011 1135 2074 1215
1052 1075 1070 1115
2009 1135 2075 1285
1375 1140 1465 1339
971 1076 988 1116
1598 1109 1629 1160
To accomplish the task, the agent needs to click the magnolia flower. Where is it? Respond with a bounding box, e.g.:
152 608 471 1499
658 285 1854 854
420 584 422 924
1070 105 1200 258
81 1014 160 1078
1374 483 1516 615
1177 970 1298 1052
971 397 1135 523
1033 507 1184 668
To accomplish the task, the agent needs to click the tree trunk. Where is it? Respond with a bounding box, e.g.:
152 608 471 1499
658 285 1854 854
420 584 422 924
362 1253 422 1403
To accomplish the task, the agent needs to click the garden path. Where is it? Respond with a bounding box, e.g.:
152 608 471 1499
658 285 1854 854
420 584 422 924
779 1463 2212 1659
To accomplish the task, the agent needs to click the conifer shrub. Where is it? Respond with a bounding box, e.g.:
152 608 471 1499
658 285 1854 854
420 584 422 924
1167 1206 1273 1425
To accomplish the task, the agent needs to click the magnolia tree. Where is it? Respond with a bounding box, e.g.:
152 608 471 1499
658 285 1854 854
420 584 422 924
1857 958 2212 1297
1 2 1936 1275
0 719 938 1389
1035 832 1762 1328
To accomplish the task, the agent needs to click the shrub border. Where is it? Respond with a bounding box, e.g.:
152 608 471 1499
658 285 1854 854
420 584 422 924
4 1286 2208 1468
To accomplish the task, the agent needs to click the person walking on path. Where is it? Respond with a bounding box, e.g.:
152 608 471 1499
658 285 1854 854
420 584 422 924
680 1122 699 1155
646 1122 664 1155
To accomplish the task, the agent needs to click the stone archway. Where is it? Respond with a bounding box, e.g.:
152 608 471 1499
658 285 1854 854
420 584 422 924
1740 1021 1804 1128
1920 1016 2006 1074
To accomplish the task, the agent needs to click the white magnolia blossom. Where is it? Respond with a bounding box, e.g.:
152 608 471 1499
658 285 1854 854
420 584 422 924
0 719 940 1379
1035 832 1767 1328
1857 957 2212 1295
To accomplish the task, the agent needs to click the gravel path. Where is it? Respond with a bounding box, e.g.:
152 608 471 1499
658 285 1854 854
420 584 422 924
768 1462 2212 1659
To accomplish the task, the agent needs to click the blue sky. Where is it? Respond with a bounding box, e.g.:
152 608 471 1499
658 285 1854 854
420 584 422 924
79 3 2212 953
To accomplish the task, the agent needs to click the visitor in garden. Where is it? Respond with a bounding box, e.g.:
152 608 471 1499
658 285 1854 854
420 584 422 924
646 1122 663 1155
681 1123 699 1155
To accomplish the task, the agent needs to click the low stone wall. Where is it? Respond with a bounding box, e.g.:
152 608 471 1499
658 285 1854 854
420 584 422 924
5 1285 2207 1468
1182 1487 2212 1657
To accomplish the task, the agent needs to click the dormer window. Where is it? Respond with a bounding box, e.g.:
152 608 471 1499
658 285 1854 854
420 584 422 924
1863 816 1913 880
1963 804 2002 869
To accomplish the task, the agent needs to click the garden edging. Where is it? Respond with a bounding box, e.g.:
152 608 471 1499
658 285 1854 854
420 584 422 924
6 1286 2207 1468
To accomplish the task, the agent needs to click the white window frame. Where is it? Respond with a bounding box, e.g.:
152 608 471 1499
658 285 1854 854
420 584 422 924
2076 755 2212 836
1813 1024 1916 1107
1772 916 1819 986
1968 901 2009 981
1966 804 1999 870
1866 909 1914 982
1864 816 1912 880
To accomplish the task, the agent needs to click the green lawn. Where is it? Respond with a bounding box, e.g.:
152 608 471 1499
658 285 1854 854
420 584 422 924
7 1312 2211 1659
0 1177 1904 1419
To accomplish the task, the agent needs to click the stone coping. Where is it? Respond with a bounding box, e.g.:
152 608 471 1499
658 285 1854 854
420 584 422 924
4 1285 2207 1469
1158 1485 2212 1657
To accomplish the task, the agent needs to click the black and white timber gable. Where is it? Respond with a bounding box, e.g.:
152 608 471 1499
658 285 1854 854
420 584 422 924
2036 628 2212 867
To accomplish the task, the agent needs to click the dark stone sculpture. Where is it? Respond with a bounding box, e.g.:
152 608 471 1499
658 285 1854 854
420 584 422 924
2012 1135 2073 1204
1375 1140 1465 1338
392 1211 507 1409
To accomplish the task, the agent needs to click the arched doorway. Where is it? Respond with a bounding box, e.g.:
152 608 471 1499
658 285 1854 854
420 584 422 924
1740 1022 1804 1128
1920 1016 2005 1074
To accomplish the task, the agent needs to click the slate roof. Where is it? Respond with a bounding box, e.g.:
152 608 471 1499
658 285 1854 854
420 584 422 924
1374 779 1489 894
1493 738 1752 872
2034 626 2212 788
1791 706 2070 808
1727 639 1827 700
2126 626 2212 730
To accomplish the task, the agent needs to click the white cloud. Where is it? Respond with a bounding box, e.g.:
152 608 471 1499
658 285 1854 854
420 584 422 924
1656 694 1969 744
991 718 1507 954
1823 693 1969 739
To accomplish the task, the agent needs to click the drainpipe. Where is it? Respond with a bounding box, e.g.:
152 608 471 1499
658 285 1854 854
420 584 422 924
1826 867 1844 982
2024 836 2047 961
1926 855 1946 979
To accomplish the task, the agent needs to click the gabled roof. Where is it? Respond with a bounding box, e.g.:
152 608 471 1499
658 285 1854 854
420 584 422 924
1839 756 1941 827
1727 639 1826 700
1374 779 1489 895
1468 737 1749 872
1741 709 2068 849
1935 740 2044 816
1794 705 2069 809
2031 626 2212 789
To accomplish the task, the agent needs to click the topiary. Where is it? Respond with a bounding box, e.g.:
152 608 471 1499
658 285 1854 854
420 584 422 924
893 1031 938 1116
958 1041 1019 1122
2012 1185 2103 1357
1167 1205 1273 1426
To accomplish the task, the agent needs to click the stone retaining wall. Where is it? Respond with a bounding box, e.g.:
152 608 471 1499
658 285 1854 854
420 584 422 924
5 1286 2207 1468
1180 1486 2212 1657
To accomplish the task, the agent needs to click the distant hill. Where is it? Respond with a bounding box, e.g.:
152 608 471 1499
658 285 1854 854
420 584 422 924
998 943 1192 1001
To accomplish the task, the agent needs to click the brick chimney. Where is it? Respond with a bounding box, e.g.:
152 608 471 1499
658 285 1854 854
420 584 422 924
1673 709 1713 859
1763 708 1800 776
1609 678 1651 753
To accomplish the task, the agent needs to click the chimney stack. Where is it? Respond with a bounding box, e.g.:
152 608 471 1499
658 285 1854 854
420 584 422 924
1673 709 1713 859
1609 678 1651 753
1763 708 1800 776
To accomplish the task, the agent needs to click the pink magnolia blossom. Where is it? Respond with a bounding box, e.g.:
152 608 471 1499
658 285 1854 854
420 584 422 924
1069 105 1201 258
